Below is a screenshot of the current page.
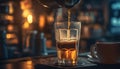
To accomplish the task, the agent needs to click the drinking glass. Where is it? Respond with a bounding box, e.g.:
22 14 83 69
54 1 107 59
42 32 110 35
54 21 81 66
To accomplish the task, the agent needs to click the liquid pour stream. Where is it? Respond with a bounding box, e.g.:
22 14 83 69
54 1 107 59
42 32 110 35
67 9 71 40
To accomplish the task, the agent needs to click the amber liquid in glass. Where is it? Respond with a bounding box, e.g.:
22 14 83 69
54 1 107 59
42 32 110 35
57 41 78 65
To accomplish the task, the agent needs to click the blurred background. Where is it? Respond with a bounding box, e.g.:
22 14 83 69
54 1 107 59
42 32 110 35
0 0 120 58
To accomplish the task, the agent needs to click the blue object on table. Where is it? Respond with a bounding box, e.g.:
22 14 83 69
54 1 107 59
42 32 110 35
40 33 48 56
0 30 8 59
29 30 38 55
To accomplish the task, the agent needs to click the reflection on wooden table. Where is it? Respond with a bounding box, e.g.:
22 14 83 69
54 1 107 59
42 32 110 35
0 55 96 69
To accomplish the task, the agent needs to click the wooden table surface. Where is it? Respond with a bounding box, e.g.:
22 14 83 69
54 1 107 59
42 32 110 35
0 55 119 69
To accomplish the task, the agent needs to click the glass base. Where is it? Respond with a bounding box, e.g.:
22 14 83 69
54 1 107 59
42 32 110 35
57 59 77 66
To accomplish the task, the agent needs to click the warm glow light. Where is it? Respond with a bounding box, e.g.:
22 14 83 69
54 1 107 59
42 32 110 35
23 21 29 29
6 34 14 39
7 25 14 31
47 15 54 23
27 15 33 24
5 15 14 21
20 0 32 10
26 60 32 64
26 60 33 69
22 10 31 17
39 15 45 29
6 34 18 44
9 2 14 14
6 34 11 39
